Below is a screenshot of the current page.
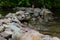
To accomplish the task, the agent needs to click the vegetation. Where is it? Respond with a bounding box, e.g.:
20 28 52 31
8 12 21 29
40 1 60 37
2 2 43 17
0 0 60 9
0 0 60 17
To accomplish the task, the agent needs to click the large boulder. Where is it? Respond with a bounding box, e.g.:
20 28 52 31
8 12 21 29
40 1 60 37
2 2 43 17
12 27 42 40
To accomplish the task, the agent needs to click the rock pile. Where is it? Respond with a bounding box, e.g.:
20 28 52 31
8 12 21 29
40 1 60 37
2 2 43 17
0 8 59 40
14 7 53 23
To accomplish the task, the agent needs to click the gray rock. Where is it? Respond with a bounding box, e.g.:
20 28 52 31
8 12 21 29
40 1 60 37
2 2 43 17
25 12 30 20
5 13 12 18
0 26 4 32
0 36 7 40
34 8 41 17
14 7 26 11
40 8 53 23
0 31 12 38
34 8 41 13
40 8 52 16
16 11 25 20
42 35 52 40
26 8 34 13
52 37 60 40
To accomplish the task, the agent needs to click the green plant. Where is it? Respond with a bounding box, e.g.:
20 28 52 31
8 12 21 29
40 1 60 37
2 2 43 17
18 0 31 7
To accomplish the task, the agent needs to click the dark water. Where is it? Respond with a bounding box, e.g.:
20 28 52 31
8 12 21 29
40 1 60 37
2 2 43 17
39 21 60 38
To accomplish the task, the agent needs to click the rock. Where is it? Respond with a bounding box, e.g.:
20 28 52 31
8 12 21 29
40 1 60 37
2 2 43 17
25 12 30 20
12 27 42 40
0 7 56 40
52 37 60 40
0 26 4 32
11 16 20 23
8 38 12 40
5 13 12 17
34 8 41 13
0 36 7 40
0 20 2 26
14 7 26 11
26 8 34 14
34 8 41 17
42 35 52 40
13 28 42 40
21 29 42 40
16 11 25 20
16 11 25 15
1 19 10 24
0 31 12 38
